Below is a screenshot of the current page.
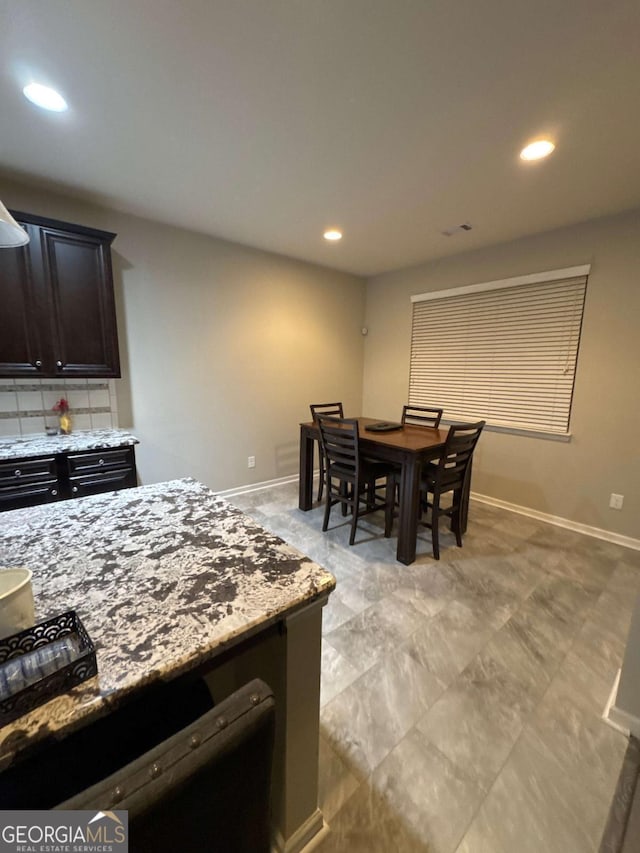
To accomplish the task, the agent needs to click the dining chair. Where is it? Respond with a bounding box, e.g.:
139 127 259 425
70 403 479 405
317 416 396 546
419 420 485 559
390 406 445 508
310 402 343 502
401 405 444 428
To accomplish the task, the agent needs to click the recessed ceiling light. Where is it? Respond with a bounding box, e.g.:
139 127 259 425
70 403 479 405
520 140 555 161
323 229 342 241
23 83 68 112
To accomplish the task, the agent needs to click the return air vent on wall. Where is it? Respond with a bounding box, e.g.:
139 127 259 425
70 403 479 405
441 222 473 237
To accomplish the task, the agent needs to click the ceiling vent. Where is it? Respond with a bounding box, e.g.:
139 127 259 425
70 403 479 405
442 222 472 237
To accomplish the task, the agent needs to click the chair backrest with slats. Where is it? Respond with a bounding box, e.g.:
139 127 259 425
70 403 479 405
433 421 485 490
317 416 359 484
310 402 344 423
402 405 443 428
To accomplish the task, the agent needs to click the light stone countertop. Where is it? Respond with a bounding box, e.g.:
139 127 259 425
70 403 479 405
0 429 139 461
0 477 335 765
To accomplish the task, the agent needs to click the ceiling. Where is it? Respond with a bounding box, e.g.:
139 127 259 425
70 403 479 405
1 0 640 276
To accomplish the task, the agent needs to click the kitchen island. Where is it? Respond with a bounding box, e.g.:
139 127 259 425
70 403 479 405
0 477 335 852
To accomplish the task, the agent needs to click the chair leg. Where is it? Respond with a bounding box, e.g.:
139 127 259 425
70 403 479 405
431 491 441 560
349 495 359 545
340 481 349 516
452 489 463 547
316 441 324 503
322 482 332 532
366 482 375 510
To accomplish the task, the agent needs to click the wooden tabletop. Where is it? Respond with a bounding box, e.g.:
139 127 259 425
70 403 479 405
303 417 448 453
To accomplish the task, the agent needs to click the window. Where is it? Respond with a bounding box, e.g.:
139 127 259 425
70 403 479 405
409 265 589 437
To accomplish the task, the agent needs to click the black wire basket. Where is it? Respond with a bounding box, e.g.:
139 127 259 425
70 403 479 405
0 610 97 726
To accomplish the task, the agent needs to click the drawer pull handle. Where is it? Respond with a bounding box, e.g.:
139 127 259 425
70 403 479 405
15 469 22 477
56 360 63 369
34 360 42 369
51 489 58 496
72 486 79 494
99 458 105 465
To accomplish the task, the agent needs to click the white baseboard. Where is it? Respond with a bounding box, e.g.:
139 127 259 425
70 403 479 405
222 476 639 552
602 669 631 736
608 704 640 739
603 668 640 739
298 821 331 853
471 491 640 552
271 809 325 853
221 472 303 498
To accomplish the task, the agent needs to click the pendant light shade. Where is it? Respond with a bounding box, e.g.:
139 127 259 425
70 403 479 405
0 201 29 248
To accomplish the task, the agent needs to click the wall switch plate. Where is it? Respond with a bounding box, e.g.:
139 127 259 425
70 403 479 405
248 456 256 469
609 493 624 510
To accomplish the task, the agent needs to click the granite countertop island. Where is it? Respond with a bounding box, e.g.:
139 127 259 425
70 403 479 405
0 428 139 461
0 477 336 766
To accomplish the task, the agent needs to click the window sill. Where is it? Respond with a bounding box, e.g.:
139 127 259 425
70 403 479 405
441 419 572 442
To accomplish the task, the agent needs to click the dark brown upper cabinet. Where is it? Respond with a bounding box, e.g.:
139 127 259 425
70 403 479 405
0 211 121 378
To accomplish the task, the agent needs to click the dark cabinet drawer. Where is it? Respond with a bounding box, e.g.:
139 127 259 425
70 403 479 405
0 479 61 509
0 456 57 485
69 468 136 499
66 447 134 476
0 445 137 512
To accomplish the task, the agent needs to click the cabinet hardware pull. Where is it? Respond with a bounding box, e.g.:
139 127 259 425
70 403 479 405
15 469 21 477
51 489 58 496
72 486 78 493
99 458 105 465
56 360 63 369
34 360 42 368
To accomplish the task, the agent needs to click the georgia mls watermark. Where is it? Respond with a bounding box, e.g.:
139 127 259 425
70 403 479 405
0 811 128 853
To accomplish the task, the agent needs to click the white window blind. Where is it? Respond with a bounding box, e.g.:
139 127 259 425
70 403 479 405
409 266 589 435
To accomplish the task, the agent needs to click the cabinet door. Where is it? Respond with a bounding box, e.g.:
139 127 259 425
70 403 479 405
0 223 47 377
40 225 121 377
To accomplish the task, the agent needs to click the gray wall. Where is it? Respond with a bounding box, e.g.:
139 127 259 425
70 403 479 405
363 208 640 540
616 591 640 735
4 176 639 540
2 178 366 491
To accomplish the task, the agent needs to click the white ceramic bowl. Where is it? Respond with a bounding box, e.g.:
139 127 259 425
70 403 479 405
0 568 35 640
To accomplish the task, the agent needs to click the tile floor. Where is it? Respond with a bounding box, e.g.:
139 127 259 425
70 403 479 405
230 481 640 853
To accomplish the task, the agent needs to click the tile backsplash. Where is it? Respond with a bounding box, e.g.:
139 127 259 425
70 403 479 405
0 379 119 437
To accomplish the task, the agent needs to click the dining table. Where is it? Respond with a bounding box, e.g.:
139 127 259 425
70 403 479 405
299 416 467 565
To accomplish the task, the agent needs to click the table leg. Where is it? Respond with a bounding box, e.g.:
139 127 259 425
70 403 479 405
396 456 420 565
299 427 315 511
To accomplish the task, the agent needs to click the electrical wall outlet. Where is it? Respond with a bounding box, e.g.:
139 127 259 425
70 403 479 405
248 456 256 469
609 493 624 510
